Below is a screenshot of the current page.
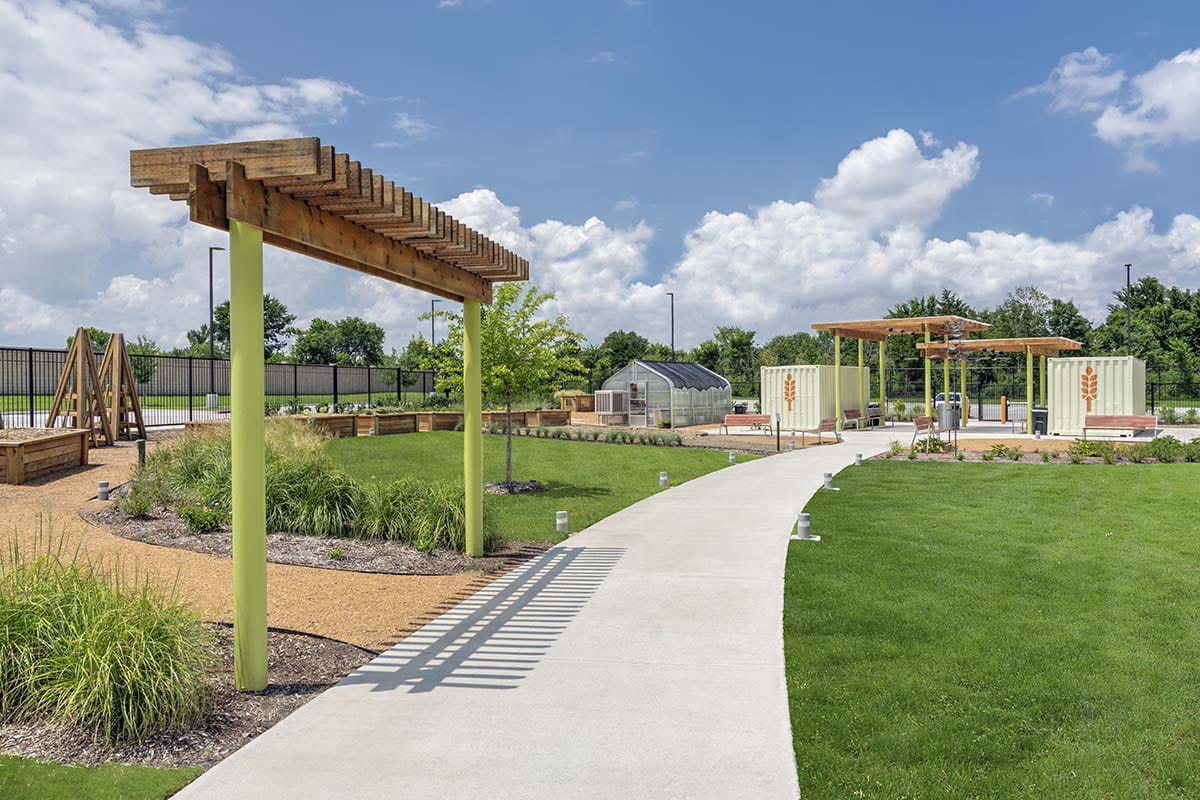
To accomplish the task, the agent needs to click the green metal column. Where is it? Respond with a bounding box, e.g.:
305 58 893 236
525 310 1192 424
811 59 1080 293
1039 354 1047 407
1026 345 1034 435
960 358 968 427
879 338 887 413
923 326 932 415
463 299 483 557
858 338 866 414
229 220 267 692
834 334 842 431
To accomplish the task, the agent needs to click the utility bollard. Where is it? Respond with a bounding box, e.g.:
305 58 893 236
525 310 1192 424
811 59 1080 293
854 453 863 466
794 512 820 541
659 471 669 487
728 450 736 464
97 481 109 501
822 472 839 491
136 438 146 466
556 511 569 535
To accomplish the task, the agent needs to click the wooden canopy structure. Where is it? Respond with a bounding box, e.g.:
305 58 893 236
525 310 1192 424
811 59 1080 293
130 137 527 302
810 315 992 430
131 137 524 691
918 337 1083 434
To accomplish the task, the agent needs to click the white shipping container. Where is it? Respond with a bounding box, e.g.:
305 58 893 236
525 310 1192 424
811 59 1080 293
761 365 870 431
1047 356 1146 435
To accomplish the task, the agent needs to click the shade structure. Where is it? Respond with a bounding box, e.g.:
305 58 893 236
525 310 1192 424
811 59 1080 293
131 138 527 691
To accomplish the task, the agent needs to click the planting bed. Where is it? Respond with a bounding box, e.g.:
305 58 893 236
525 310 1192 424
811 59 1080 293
294 413 356 438
0 428 89 485
355 412 418 436
0 626 372 769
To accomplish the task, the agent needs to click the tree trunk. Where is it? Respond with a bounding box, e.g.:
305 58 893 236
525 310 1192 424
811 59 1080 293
505 400 514 485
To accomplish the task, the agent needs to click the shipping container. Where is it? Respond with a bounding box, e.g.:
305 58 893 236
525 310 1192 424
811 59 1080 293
760 365 870 431
1047 356 1146 435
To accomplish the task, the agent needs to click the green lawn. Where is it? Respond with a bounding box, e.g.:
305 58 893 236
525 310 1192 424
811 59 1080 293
786 461 1200 798
0 755 199 800
327 431 753 543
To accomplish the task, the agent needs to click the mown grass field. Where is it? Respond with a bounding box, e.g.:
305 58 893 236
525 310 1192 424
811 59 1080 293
786 461 1200 798
328 430 754 543
0 755 200 800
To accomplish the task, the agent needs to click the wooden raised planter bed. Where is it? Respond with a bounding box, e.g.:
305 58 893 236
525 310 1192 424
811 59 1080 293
293 413 357 438
527 409 570 427
482 410 527 426
356 412 418 436
184 419 230 433
0 429 90 485
415 411 465 432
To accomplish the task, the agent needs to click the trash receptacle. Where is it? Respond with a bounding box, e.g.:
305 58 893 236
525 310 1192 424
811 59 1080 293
938 404 959 430
1032 406 1048 435
733 401 748 414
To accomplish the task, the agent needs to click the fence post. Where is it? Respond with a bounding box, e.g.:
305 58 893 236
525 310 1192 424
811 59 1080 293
397 368 403 403
1150 382 1156 413
332 364 339 406
27 348 35 427
293 363 299 403
188 357 194 421
367 366 372 407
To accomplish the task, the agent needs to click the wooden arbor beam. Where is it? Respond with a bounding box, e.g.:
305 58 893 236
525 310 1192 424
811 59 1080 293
189 163 491 304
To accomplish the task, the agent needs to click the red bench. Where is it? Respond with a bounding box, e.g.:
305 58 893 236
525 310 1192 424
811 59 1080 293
800 417 841 446
842 408 865 430
911 415 949 449
720 413 772 435
1082 414 1158 439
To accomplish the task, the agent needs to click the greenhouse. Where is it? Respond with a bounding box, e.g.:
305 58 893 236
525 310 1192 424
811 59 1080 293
598 360 732 428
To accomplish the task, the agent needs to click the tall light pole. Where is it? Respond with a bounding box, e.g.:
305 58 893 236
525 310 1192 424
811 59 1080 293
1125 263 1132 356
430 298 442 345
666 292 675 361
208 246 225 402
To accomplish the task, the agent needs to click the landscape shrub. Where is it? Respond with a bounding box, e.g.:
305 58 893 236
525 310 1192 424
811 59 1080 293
117 483 154 519
0 539 214 743
1068 439 1116 460
179 506 224 533
1159 406 1179 425
1146 435 1184 463
1126 445 1148 464
1184 408 1200 426
1183 440 1200 463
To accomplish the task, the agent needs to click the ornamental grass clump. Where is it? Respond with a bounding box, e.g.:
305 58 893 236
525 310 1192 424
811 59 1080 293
0 535 214 743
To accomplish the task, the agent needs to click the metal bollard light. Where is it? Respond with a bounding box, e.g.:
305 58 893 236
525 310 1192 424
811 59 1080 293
97 480 110 501
556 511 569 535
794 512 821 541
854 453 863 466
728 450 736 464
659 471 669 487
822 472 840 491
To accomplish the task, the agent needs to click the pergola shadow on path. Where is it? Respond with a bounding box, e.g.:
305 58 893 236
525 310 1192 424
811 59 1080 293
811 316 1081 434
130 138 529 690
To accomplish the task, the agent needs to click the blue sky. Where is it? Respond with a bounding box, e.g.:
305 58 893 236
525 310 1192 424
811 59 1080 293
2 0 1200 350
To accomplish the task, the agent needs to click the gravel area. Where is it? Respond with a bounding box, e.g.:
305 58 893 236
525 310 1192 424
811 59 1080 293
87 491 546 576
0 426 84 443
0 625 374 769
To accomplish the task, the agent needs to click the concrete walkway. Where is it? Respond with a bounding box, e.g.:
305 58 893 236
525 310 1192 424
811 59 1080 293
176 430 899 800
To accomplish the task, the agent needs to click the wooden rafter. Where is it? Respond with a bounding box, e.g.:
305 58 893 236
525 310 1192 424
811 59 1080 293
812 315 991 340
917 337 1083 358
130 137 529 299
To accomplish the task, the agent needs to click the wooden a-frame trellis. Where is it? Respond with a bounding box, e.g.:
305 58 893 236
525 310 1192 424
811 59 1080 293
46 327 114 446
97 333 147 441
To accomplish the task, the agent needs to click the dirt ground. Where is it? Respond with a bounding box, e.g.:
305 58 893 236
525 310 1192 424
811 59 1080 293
0 436 488 651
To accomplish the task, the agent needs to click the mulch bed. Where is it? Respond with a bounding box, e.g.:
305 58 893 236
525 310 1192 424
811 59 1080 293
0 625 374 769
85 495 546 576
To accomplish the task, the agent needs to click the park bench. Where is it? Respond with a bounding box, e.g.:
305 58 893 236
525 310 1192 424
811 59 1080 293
1082 414 1158 439
911 415 949 448
799 417 841 447
842 408 865 430
720 413 772 435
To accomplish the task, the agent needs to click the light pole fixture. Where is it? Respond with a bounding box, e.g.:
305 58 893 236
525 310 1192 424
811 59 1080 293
208 245 226 407
1125 263 1132 356
430 298 442 345
666 291 675 361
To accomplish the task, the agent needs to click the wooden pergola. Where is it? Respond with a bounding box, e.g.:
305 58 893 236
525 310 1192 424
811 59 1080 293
811 316 991 429
917 336 1083 434
130 137 527 690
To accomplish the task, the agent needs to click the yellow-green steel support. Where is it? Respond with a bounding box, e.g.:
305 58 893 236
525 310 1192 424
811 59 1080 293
463 299 483 557
1026 345 1034 435
857 338 866 414
834 334 842 431
960 357 968 427
923 326 932 415
229 220 267 692
879 338 886 411
1039 354 1047 407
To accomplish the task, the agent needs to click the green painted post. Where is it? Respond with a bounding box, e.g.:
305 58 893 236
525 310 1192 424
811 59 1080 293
924 327 932 415
834 334 842 432
229 220 267 692
463 299 483 557
1039 354 1047 407
1026 345 1034 435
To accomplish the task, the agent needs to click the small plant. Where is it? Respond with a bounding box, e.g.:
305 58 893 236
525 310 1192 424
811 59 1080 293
956 452 965 461
179 506 224 533
1041 452 1050 463
327 547 346 560
981 452 995 462
1184 408 1200 426
892 399 907 419
117 485 154 519
1102 450 1116 465
1127 445 1147 464
1069 452 1083 464
887 440 905 457
907 448 918 460
1007 446 1023 462
1183 441 1200 463
1069 439 1116 461
1159 406 1179 425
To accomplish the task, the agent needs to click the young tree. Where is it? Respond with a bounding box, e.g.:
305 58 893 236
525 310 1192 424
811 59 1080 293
433 284 582 485
185 294 296 358
126 336 161 383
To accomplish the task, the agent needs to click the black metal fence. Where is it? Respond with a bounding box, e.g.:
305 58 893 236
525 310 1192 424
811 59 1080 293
0 346 435 428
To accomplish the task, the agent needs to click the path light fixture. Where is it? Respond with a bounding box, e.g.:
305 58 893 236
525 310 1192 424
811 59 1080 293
97 481 109 501
728 450 736 463
556 511 569 534
793 512 820 541
659 471 669 487
822 472 839 491
854 453 863 466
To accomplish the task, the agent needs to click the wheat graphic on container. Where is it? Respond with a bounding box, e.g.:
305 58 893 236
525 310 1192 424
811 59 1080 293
783 372 796 411
1080 366 1098 413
